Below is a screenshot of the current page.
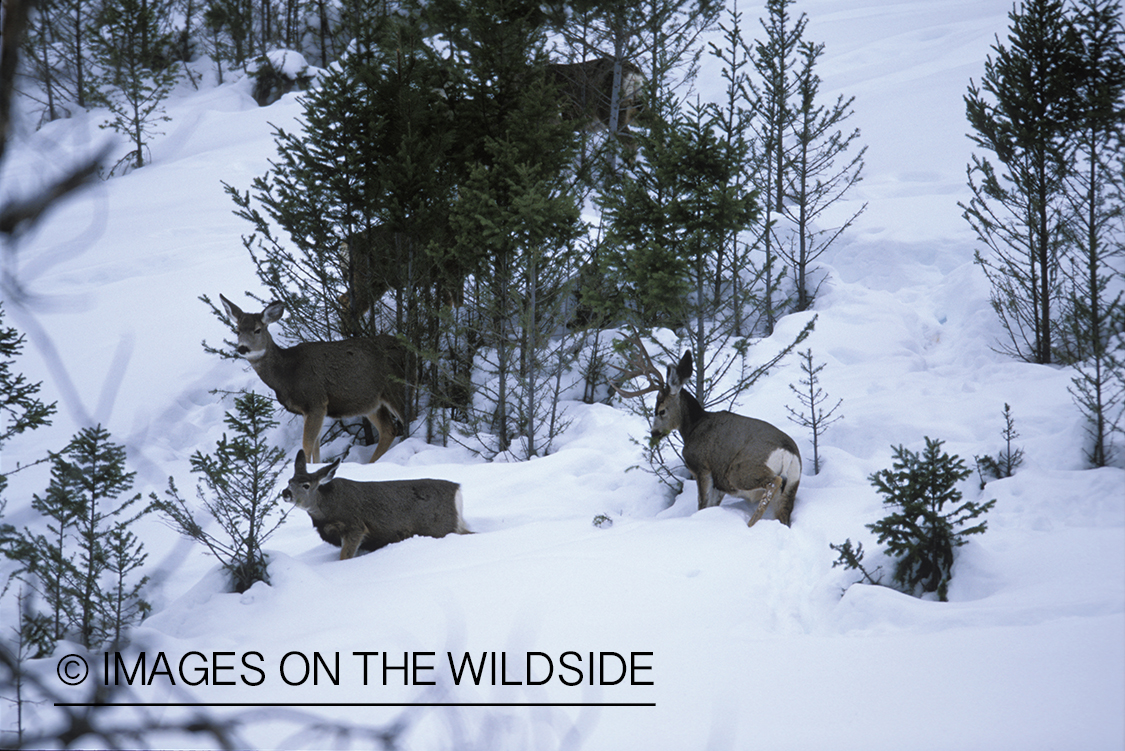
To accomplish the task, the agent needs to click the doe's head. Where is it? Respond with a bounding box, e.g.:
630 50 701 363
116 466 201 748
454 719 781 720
282 450 341 510
219 294 284 360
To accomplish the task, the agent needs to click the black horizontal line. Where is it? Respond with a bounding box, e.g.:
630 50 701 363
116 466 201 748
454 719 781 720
54 701 656 708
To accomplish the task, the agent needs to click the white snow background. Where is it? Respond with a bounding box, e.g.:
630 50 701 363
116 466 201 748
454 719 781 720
1 0 1123 748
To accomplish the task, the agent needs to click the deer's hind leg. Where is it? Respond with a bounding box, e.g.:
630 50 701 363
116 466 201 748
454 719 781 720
744 476 785 528
774 476 800 527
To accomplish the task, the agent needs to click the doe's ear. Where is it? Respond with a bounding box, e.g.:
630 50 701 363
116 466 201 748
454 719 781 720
220 294 241 319
294 449 307 473
263 301 285 324
317 458 342 485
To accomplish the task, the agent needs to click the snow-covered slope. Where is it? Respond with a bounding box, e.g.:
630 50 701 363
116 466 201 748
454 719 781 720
2 1 1122 748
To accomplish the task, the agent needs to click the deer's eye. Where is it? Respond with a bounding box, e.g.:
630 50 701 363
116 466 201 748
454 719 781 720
301 483 310 489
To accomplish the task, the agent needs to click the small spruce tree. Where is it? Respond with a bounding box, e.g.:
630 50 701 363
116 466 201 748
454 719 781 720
0 304 58 605
1058 0 1125 468
829 538 881 586
974 403 1026 486
866 437 994 601
56 426 147 648
14 426 149 650
784 348 842 474
0 304 57 463
91 0 180 173
24 463 83 645
152 391 289 593
102 521 150 646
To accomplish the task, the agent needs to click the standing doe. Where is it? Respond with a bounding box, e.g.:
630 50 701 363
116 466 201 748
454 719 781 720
282 450 469 560
614 331 802 527
220 294 408 463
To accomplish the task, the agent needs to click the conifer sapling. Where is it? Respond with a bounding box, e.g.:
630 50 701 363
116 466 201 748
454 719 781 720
152 391 288 593
866 437 994 601
974 403 1025 487
785 348 842 474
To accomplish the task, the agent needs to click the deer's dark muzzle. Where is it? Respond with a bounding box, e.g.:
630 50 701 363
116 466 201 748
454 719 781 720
237 345 250 355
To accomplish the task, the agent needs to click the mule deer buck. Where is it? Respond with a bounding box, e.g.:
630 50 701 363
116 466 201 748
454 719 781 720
613 331 802 527
220 294 408 464
282 450 469 560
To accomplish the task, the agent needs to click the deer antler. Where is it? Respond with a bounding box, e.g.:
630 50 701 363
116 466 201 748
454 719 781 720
611 327 665 397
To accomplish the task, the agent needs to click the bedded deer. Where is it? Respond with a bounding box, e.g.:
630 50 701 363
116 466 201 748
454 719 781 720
282 450 469 560
220 294 408 464
613 331 802 527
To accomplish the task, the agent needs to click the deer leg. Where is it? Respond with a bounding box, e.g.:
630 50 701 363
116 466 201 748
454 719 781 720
696 472 723 510
746 476 784 528
302 409 327 464
366 405 397 463
339 527 366 560
775 480 795 527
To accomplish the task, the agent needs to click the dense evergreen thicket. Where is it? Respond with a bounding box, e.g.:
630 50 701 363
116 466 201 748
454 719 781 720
200 0 858 459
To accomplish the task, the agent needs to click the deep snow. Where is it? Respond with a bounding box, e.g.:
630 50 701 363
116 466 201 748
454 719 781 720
1 0 1123 749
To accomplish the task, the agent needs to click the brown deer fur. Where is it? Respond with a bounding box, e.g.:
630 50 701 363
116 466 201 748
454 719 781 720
220 294 409 463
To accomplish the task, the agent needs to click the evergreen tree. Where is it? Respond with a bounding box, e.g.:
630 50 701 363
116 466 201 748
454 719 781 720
777 38 866 311
1058 0 1125 467
14 426 149 649
1 305 62 654
594 93 694 330
91 0 180 173
19 1 69 122
963 0 1080 364
749 0 805 329
708 0 765 338
19 0 98 116
596 91 758 335
152 391 289 592
202 0 250 83
0 304 57 499
828 538 882 586
25 457 83 644
676 97 759 367
596 89 810 434
785 348 842 474
102 520 150 646
748 0 865 316
57 426 146 648
439 0 584 457
225 42 387 343
867 437 993 601
225 11 459 438
975 402 1026 485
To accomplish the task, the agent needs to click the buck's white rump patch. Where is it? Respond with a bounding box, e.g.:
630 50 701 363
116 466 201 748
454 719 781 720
766 448 801 483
